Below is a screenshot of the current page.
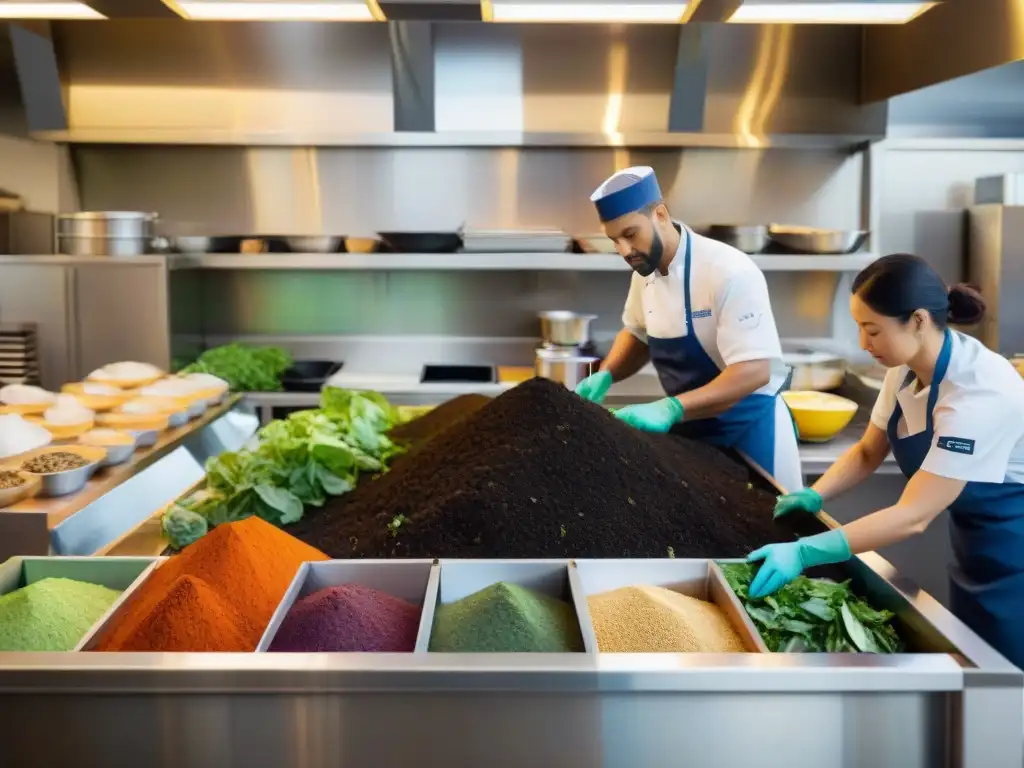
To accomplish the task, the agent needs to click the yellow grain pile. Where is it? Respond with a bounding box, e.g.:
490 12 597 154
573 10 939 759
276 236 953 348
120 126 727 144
587 585 745 653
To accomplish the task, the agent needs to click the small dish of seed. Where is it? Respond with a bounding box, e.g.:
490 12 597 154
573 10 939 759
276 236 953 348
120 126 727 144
22 451 90 474
0 470 25 489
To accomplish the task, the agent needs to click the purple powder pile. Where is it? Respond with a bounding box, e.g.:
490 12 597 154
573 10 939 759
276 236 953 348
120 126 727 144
268 583 421 653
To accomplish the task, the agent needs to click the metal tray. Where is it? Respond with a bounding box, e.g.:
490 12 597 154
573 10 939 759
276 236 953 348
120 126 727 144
573 558 768 653
0 555 160 651
431 559 596 653
257 559 438 653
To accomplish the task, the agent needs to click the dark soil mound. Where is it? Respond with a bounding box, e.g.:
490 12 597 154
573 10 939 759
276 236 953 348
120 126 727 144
390 394 491 446
290 378 819 559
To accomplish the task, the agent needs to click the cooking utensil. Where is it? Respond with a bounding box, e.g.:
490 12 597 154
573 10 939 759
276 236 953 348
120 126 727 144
538 311 598 348
16 445 106 497
783 351 847 392
170 236 215 253
284 236 343 254
345 237 380 254
768 226 869 255
378 232 462 254
782 391 858 443
535 346 600 390
0 471 40 508
705 225 769 254
57 212 155 239
58 236 154 258
281 360 343 392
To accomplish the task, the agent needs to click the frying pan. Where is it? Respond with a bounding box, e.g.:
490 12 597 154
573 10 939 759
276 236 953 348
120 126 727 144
378 232 463 254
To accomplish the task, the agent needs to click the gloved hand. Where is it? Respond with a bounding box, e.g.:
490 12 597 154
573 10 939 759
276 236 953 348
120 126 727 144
613 397 684 433
774 488 824 519
746 529 852 599
575 370 614 404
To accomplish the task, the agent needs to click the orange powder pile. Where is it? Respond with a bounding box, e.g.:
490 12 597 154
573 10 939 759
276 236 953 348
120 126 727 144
94 517 328 652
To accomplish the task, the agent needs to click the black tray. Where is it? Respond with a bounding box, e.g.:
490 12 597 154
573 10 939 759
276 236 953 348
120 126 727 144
421 365 496 383
281 360 343 392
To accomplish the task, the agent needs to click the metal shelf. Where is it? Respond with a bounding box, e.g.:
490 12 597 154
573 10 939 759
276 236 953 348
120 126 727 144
169 252 879 273
30 128 877 150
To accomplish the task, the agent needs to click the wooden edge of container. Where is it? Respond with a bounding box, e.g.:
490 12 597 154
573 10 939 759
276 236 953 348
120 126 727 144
255 562 313 653
567 561 600 655
75 558 164 652
414 562 442 654
707 561 770 654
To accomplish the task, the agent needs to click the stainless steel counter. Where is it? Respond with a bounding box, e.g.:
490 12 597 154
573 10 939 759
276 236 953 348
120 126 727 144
0 398 257 561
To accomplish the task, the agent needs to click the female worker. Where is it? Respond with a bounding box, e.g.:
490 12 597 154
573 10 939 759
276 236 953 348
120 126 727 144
747 253 1024 667
575 167 803 492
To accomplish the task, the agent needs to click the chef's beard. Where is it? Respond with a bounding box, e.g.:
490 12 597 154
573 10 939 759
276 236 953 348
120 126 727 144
628 226 664 277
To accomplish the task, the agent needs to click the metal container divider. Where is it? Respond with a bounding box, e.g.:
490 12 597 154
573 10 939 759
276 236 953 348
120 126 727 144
0 556 161 652
566 561 599 654
433 559 590 653
255 559 438 653
573 558 767 653
708 560 771 653
78 556 168 651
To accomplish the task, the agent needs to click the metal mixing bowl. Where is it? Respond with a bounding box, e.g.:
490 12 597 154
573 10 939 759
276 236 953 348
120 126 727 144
705 225 769 254
171 236 214 253
538 311 598 347
284 236 343 253
768 226 869 255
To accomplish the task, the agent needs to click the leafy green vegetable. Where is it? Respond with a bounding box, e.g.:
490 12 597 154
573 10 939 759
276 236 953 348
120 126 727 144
719 561 903 654
162 504 209 549
175 387 404 537
180 343 292 392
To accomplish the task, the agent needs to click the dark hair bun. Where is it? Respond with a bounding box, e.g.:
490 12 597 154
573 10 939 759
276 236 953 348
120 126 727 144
948 284 986 325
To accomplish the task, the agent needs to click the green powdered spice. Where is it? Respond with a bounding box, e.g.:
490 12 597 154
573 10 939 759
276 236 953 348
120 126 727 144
429 582 583 653
0 577 121 651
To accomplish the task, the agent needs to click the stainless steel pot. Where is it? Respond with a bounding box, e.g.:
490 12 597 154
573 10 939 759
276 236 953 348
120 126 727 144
705 224 769 254
768 226 869 255
535 346 600 390
57 212 157 258
57 211 155 239
538 311 597 347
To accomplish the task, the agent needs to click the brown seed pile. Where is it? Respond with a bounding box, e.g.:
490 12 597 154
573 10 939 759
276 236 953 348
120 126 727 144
22 452 89 474
0 470 24 489
587 585 746 653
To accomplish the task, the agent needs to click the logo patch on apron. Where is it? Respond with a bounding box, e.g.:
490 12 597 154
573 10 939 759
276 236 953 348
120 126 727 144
937 436 976 455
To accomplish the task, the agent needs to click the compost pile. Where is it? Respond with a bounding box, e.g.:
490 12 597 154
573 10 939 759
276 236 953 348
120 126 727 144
291 378 816 559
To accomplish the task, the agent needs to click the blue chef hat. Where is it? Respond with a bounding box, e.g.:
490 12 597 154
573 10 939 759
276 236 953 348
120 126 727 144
590 166 663 223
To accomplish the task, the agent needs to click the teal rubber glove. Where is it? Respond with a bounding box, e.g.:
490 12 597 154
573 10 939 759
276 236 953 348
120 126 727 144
746 529 852 599
614 397 685 433
774 488 824 519
575 370 613 404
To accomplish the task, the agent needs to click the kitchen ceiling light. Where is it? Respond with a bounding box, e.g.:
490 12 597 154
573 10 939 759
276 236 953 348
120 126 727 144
177 1 376 20
489 2 687 23
728 1 935 24
0 2 104 17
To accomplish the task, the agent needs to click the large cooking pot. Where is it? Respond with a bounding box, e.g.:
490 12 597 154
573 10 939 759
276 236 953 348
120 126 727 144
535 346 600 390
57 211 157 258
538 311 597 347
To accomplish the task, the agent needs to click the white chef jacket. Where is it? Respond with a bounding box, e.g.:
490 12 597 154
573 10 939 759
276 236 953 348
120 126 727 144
870 331 1024 484
621 228 787 397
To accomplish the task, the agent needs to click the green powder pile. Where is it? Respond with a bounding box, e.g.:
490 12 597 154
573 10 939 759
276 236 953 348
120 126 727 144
429 582 583 653
0 577 121 651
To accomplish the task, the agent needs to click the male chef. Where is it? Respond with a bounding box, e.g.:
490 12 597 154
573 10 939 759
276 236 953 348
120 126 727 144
575 166 803 491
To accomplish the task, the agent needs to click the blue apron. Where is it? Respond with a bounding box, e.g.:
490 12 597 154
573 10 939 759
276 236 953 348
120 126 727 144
887 330 1024 668
649 227 786 477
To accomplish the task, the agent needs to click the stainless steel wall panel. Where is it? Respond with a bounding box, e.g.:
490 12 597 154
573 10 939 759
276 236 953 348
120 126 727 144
0 263 71 388
58 21 395 135
74 145 862 235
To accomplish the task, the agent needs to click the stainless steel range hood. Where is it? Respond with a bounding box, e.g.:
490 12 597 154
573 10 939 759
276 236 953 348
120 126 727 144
13 18 884 148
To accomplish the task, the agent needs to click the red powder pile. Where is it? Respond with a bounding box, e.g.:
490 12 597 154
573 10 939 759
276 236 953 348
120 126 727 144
94 517 328 652
269 584 421 653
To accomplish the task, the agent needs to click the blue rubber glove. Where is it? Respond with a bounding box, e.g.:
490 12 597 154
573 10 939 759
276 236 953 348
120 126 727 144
614 397 685 433
746 529 852 599
774 488 824 519
575 370 613 404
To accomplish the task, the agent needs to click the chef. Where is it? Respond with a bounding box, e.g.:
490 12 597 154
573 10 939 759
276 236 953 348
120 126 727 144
575 166 803 492
747 253 1024 668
